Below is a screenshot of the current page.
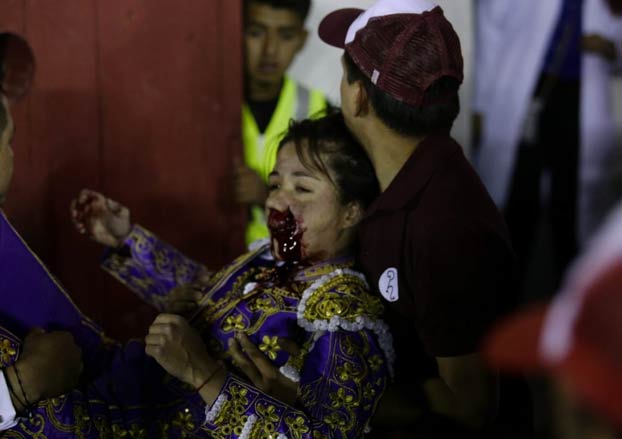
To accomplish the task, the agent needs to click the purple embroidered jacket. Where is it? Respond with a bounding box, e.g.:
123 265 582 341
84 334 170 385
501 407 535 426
1 216 393 438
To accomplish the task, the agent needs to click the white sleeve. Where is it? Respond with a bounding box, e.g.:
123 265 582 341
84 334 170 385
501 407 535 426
472 0 509 113
583 0 622 72
0 370 18 430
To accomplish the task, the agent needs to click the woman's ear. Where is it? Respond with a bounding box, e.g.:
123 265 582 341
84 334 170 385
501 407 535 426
341 201 365 229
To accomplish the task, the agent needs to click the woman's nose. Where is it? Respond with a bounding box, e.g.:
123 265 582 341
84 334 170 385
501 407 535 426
265 189 289 212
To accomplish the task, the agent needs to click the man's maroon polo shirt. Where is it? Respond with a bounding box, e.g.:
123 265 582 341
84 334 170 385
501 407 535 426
358 134 518 385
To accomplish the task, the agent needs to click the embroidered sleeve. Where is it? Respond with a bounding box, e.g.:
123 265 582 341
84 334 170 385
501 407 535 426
201 268 393 439
0 328 20 369
100 225 210 311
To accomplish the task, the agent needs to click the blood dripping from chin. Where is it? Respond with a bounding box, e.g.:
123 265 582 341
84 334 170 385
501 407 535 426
267 208 303 262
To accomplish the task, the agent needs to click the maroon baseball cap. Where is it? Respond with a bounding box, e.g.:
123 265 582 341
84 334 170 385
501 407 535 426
318 0 463 107
484 204 622 427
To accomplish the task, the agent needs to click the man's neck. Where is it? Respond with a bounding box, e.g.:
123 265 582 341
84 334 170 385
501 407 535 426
357 121 424 192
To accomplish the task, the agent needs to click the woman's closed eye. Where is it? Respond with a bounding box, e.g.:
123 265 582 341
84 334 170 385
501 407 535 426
268 183 280 192
295 185 312 194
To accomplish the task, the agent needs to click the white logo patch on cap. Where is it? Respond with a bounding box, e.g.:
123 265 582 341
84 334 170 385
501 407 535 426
378 267 399 302
371 69 380 84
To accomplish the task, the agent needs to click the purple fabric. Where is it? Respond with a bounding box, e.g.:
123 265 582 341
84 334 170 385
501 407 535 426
0 212 210 437
101 225 207 311
104 226 392 438
1 218 392 438
0 212 103 362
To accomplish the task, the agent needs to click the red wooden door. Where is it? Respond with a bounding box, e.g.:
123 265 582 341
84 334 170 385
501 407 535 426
0 0 244 339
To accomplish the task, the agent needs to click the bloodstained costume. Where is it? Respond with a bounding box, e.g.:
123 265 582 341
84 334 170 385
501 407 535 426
0 212 392 438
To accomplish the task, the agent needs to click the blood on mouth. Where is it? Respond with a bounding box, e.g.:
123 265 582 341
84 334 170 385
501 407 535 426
267 207 303 263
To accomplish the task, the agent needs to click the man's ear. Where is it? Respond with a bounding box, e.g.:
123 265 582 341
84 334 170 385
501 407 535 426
341 201 365 229
353 81 370 118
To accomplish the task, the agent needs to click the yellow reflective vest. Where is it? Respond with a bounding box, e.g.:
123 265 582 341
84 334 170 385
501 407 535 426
242 76 327 246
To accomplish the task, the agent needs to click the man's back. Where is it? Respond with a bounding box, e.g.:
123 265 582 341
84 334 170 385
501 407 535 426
358 135 532 437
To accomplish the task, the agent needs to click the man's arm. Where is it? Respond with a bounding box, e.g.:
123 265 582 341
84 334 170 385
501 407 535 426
371 355 497 431
426 354 498 429
397 218 510 430
0 329 82 431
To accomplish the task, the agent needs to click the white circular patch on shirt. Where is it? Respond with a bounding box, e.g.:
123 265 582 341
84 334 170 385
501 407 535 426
378 267 399 302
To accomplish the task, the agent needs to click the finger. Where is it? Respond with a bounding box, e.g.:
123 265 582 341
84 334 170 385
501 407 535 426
70 198 87 224
145 344 164 359
168 301 198 315
277 338 302 356
78 188 94 204
145 333 168 346
228 338 262 384
191 289 204 301
25 327 46 339
236 333 278 378
70 199 78 218
152 313 186 326
197 272 212 285
175 286 203 302
70 202 87 232
147 323 175 338
106 198 123 214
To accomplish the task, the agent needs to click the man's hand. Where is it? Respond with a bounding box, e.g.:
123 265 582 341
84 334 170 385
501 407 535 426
233 160 269 206
145 314 217 388
70 189 131 248
165 284 204 316
582 34 617 62
8 329 82 411
228 332 299 405
427 354 497 430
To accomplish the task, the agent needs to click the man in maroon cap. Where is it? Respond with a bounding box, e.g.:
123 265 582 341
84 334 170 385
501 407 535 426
319 0 532 436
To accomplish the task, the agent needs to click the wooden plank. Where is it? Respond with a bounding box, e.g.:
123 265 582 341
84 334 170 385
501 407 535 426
1 0 243 338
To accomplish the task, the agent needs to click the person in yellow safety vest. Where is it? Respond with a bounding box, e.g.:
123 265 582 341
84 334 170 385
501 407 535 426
234 0 328 246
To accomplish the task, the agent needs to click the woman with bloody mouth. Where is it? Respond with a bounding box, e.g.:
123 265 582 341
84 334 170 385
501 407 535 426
0 112 389 438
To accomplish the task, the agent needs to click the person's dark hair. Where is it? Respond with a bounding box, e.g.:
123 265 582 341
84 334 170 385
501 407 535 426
245 0 311 22
343 52 460 138
278 111 379 209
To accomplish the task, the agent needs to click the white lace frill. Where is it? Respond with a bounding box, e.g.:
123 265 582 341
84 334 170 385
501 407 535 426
204 394 227 424
296 268 396 378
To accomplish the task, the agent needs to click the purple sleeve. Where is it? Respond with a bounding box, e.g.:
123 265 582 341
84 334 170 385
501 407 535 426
101 225 209 311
